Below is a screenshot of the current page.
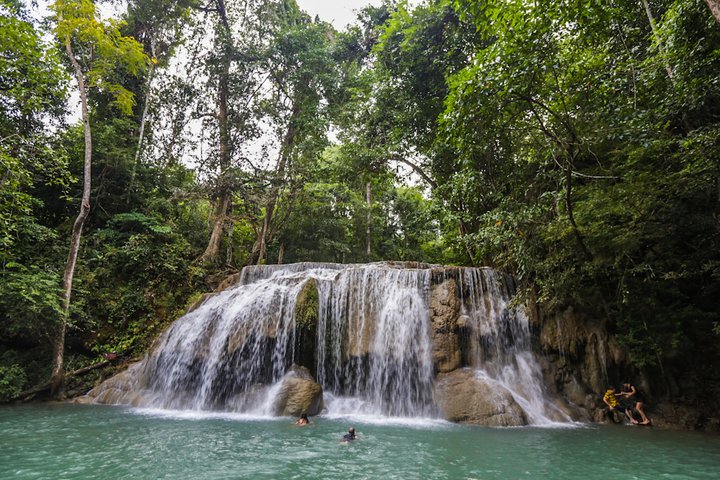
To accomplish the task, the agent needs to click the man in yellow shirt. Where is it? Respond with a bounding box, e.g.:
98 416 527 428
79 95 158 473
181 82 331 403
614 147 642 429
603 385 638 424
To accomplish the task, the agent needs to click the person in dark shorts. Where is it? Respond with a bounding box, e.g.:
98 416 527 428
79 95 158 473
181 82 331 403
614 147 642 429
341 427 357 442
602 386 637 424
620 382 651 425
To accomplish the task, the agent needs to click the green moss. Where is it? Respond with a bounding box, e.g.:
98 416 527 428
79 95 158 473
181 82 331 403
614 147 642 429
295 279 319 329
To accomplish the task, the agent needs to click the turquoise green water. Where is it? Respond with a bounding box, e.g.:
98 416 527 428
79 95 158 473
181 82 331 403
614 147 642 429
1 404 719 480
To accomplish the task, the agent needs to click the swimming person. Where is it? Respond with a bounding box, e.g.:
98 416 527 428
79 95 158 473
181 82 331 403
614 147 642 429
295 413 310 426
620 382 651 425
341 427 357 442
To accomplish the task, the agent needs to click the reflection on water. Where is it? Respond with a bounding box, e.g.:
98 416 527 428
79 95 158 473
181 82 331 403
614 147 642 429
1 404 719 480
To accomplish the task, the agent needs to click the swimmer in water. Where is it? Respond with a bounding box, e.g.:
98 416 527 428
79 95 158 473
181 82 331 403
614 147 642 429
295 413 310 426
341 427 357 442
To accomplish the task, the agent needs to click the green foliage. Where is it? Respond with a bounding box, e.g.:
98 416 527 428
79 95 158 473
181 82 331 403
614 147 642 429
2 0 718 398
51 0 148 114
0 364 26 401
436 0 720 369
0 7 68 131
0 264 64 338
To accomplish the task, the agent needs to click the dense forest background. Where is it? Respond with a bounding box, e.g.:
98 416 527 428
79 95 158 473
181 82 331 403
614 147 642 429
1 0 719 402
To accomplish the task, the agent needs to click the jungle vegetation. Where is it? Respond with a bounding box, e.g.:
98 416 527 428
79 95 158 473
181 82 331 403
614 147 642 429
1 0 718 401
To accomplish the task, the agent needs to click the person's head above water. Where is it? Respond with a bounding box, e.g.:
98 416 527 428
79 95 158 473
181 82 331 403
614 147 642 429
342 427 357 441
300 413 308 421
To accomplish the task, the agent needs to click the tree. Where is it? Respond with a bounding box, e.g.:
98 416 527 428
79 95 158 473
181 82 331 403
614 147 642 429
124 0 197 204
49 0 147 395
705 0 720 23
0 0 70 395
246 0 338 265
191 0 269 264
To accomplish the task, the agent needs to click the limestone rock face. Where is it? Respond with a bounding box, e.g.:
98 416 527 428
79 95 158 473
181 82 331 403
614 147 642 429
539 307 625 413
429 278 462 372
272 366 323 417
78 363 146 406
434 369 527 426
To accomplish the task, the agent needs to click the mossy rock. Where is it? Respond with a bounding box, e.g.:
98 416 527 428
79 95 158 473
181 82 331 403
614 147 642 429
294 280 319 375
295 279 319 329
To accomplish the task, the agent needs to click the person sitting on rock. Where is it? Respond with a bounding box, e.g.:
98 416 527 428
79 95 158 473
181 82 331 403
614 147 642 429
602 386 636 424
341 427 357 442
620 382 651 425
295 413 310 426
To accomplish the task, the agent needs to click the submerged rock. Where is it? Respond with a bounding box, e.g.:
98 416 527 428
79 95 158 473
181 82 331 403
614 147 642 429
434 369 527 426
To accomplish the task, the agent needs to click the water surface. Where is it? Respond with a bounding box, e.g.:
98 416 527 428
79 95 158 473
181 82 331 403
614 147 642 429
1 404 718 480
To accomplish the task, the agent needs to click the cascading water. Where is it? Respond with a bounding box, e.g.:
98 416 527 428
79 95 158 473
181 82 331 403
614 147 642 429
86 262 572 425
455 269 571 424
315 266 434 417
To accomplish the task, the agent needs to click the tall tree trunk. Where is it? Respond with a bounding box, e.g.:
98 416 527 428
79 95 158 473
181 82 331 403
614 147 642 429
126 39 156 205
706 0 720 23
203 193 230 262
366 182 372 260
51 37 92 397
201 0 232 263
640 0 674 81
226 212 234 266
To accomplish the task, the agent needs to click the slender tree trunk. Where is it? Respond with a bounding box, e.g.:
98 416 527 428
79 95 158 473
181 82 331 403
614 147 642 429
226 213 234 266
366 182 372 260
202 193 230 262
277 243 285 264
126 40 156 205
706 0 720 23
51 37 92 397
640 0 674 81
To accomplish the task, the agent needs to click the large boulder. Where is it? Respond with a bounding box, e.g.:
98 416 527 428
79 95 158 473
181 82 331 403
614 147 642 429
434 368 527 426
77 363 146 406
429 278 462 372
272 366 323 417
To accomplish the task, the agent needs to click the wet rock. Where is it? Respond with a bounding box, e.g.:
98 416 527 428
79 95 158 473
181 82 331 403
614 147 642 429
294 279 319 374
272 366 323 417
295 279 319 329
185 293 212 314
538 307 622 408
215 273 241 292
79 364 143 405
434 369 527 426
430 278 462 372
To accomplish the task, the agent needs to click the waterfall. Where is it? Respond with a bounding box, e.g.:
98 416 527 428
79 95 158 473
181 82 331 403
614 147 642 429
456 269 571 424
86 262 571 425
315 266 434 417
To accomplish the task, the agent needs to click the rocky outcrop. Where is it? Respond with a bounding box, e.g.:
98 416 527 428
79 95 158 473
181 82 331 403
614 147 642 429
294 279 319 374
76 362 146 406
434 369 527 426
429 277 462 372
536 307 627 417
272 366 323 416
